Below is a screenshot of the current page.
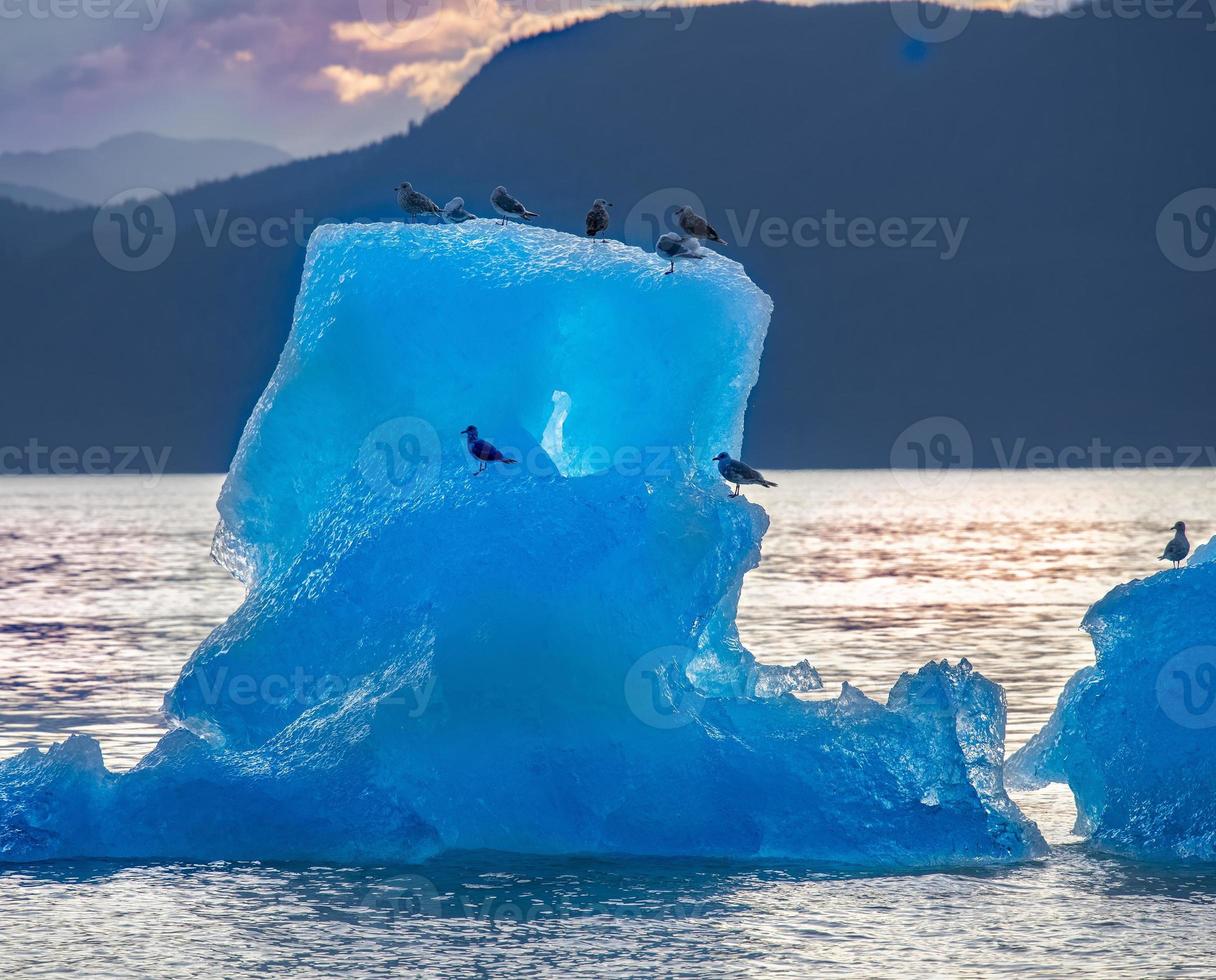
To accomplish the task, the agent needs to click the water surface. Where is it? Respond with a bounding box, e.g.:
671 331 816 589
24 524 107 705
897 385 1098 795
2 471 1214 976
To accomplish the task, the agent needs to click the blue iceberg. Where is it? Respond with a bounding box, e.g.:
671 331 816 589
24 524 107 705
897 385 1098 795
1008 563 1216 861
0 222 1044 866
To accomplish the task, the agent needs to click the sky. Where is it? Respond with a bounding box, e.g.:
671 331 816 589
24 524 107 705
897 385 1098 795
0 0 1031 158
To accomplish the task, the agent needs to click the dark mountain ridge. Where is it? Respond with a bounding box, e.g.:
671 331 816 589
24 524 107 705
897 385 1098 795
2 3 1213 471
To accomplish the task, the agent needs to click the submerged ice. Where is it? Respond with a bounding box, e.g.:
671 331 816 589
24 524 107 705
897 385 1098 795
1008 562 1216 861
0 221 1044 866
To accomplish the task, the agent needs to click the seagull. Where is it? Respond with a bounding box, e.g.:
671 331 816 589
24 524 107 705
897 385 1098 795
1159 521 1190 569
461 425 517 474
676 205 728 245
395 182 441 222
585 199 612 239
655 233 703 275
713 452 777 497
443 196 476 223
490 186 538 225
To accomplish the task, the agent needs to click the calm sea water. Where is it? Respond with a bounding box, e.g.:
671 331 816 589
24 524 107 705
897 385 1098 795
2 471 1215 977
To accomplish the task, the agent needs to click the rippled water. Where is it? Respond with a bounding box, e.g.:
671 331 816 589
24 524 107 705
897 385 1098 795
2 471 1215 977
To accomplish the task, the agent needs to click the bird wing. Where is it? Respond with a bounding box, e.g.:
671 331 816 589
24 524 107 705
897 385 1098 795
472 438 501 461
445 196 464 211
728 460 764 482
411 191 439 212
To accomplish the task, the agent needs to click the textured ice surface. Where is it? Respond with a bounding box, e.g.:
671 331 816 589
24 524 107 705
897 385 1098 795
0 222 1044 865
1008 563 1216 860
1191 536 1215 565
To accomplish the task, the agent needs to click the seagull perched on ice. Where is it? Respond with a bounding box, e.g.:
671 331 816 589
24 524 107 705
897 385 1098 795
713 452 777 497
461 425 517 474
395 182 441 222
490 186 538 225
1159 521 1190 569
585 199 612 239
656 233 703 275
443 196 476 223
676 205 728 245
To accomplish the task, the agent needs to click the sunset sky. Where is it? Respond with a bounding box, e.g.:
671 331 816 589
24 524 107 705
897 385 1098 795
0 0 1026 157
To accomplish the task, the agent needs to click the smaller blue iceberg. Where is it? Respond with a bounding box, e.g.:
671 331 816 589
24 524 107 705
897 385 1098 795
0 222 1044 867
1008 561 1216 861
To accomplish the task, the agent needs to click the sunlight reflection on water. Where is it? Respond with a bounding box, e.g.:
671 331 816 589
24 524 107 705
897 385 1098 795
2 471 1216 977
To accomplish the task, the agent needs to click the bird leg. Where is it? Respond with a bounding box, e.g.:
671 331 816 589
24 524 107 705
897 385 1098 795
730 485 740 497
664 262 674 275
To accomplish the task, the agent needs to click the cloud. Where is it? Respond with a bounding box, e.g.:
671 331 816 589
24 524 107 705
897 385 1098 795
2 0 1044 156
322 0 707 108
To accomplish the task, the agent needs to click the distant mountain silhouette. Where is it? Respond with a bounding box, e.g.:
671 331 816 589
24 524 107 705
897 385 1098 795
0 132 291 205
0 182 86 211
1 4 1213 472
